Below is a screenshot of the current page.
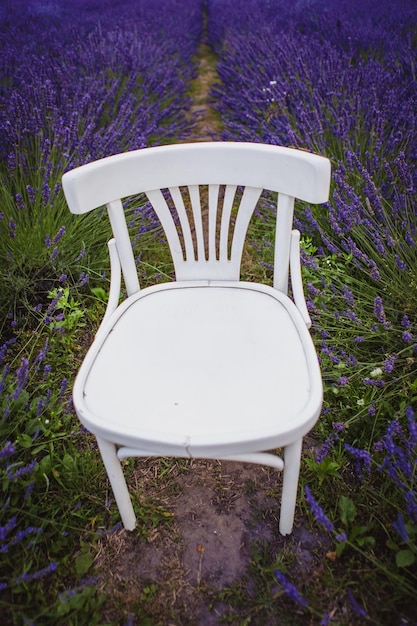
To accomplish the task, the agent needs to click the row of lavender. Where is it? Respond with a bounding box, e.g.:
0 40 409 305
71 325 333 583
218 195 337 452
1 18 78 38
1 0 201 169
208 0 417 621
0 1 203 619
0 0 202 324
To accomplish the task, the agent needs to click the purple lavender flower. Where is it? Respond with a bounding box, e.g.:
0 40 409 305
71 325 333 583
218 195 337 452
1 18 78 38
363 377 385 387
344 444 371 480
304 485 334 533
402 331 413 343
315 434 337 463
337 376 350 386
377 409 417 523
393 512 409 543
347 588 367 619
77 272 90 287
6 459 37 482
26 185 36 204
15 193 25 210
401 315 411 328
394 254 407 271
315 422 346 462
58 379 69 397
274 570 308 608
7 526 42 548
12 357 30 401
405 406 415 421
33 338 49 369
373 296 387 325
52 226 66 244
50 246 59 261
404 491 417 522
24 482 35 501
15 561 57 584
8 217 16 239
0 441 15 460
383 354 397 373
45 290 63 316
0 517 17 542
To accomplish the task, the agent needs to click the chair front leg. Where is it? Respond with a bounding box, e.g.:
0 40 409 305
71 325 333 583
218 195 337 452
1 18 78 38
279 438 303 536
96 436 136 531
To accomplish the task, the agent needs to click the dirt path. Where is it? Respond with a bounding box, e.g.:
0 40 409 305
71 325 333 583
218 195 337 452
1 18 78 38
187 14 222 141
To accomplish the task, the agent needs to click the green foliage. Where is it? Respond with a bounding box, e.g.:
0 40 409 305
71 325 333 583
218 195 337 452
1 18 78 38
133 497 174 538
304 456 342 485
207 540 301 626
0 169 111 329
335 496 375 557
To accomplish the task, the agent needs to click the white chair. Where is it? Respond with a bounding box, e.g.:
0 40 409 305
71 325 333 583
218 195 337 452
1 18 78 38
62 142 331 535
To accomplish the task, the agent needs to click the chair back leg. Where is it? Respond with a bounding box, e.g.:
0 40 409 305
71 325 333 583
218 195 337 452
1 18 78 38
279 438 303 535
96 437 137 531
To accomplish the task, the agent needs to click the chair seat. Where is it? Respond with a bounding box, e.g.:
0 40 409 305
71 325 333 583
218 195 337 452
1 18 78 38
74 281 322 457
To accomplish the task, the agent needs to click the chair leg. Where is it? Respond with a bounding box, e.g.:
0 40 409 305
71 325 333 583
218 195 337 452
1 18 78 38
279 438 303 536
96 437 136 531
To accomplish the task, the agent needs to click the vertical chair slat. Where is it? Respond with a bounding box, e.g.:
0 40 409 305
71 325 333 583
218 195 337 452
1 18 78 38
169 186 195 261
188 185 206 261
219 184 237 261
208 184 220 260
230 186 263 265
145 189 185 265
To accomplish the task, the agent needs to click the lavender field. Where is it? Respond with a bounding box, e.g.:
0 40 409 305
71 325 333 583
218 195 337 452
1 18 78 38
1 0 417 623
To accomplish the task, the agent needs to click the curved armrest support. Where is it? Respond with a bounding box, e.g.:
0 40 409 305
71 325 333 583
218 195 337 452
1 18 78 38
289 229 312 329
101 238 122 326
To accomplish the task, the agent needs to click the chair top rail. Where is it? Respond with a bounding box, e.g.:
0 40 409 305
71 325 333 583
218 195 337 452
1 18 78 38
62 142 331 215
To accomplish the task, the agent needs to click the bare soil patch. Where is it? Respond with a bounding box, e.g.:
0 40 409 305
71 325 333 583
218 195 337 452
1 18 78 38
94 457 330 624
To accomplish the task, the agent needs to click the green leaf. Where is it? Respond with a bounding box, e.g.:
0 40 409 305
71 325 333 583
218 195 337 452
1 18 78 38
91 286 108 302
396 549 415 568
356 535 375 548
63 453 76 472
336 541 346 557
18 434 34 449
32 443 48 455
339 495 356 527
75 552 94 577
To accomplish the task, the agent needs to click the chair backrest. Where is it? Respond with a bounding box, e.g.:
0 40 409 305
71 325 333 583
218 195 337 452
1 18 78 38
62 142 331 295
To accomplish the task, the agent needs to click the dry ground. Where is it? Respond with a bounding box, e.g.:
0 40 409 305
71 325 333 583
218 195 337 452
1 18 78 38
94 457 330 624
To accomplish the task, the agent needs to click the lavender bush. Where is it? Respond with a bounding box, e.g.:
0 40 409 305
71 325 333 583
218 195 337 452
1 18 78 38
207 0 417 622
0 1 202 622
0 0 202 326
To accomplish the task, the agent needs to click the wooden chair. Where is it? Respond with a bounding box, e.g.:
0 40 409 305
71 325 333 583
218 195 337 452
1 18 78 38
62 142 331 535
